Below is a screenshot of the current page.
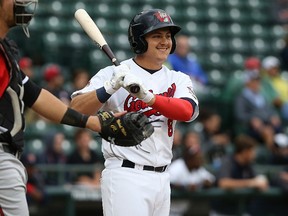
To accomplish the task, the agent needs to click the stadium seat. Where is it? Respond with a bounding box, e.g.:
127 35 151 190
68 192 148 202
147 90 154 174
182 21 205 37
116 2 140 19
204 22 227 37
225 0 247 8
93 2 115 18
25 139 45 155
181 6 206 22
206 36 228 52
227 37 250 54
188 36 206 52
249 38 271 55
89 50 112 71
204 52 228 73
206 7 228 22
226 23 249 38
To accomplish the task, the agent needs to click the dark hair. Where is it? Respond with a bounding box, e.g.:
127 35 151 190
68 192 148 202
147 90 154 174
234 134 257 154
198 108 217 122
74 128 90 141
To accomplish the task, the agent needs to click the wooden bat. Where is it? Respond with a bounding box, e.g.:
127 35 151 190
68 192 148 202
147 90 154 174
74 9 140 93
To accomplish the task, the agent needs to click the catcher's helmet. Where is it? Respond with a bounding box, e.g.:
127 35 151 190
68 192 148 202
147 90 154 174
128 9 181 54
14 0 38 38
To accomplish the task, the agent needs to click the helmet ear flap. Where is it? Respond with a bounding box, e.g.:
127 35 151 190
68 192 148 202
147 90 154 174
170 36 176 54
128 22 148 54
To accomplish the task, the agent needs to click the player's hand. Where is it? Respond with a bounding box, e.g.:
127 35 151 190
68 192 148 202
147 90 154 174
122 73 154 103
104 64 130 95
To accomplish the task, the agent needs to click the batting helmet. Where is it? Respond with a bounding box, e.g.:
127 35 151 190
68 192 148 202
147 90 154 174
128 9 181 54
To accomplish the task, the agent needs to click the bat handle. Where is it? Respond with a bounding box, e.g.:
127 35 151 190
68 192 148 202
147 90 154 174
129 85 140 94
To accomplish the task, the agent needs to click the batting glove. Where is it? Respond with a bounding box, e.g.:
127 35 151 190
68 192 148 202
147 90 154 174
104 64 130 95
122 73 154 103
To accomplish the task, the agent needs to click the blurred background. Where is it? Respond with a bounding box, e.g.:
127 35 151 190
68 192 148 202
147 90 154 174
9 0 288 215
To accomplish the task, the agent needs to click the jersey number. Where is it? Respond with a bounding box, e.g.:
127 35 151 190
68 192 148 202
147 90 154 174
167 119 173 137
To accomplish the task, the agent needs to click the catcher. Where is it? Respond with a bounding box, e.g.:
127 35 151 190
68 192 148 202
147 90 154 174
0 1 153 215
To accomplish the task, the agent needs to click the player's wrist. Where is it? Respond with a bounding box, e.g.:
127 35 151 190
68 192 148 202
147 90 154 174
143 91 155 104
104 80 117 95
96 86 112 103
86 115 101 132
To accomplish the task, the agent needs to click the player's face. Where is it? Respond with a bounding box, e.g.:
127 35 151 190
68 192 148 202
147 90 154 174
144 28 172 63
0 0 15 34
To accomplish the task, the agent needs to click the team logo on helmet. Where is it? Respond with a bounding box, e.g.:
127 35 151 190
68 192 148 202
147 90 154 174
153 11 171 23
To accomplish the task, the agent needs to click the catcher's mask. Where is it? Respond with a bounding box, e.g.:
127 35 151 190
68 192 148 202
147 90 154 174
128 9 181 55
14 0 38 38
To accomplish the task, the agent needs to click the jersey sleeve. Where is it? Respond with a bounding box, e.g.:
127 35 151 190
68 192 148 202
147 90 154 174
174 72 199 121
71 66 113 98
0 54 10 97
22 71 42 107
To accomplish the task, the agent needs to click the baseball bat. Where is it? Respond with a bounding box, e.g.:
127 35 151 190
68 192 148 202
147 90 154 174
74 9 140 94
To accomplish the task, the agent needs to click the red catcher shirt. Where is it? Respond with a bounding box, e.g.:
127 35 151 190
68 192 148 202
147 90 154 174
0 54 9 97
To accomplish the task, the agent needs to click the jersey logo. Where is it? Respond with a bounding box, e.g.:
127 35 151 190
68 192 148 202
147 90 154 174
0 206 4 216
187 86 198 103
124 83 176 117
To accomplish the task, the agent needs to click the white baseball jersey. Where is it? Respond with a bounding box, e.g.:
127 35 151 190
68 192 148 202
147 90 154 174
72 58 199 167
169 158 215 188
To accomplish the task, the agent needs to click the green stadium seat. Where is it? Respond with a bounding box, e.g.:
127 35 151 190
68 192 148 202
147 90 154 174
204 22 227 37
25 120 60 140
89 50 112 71
249 8 270 23
207 36 228 52
189 36 206 52
225 0 248 8
113 33 131 52
270 25 286 39
226 23 249 38
117 3 136 19
227 37 250 54
92 2 115 18
204 52 228 73
207 69 227 86
247 24 271 40
25 139 45 155
181 6 206 22
113 18 130 34
182 21 205 38
206 7 228 22
226 53 245 70
249 38 271 55
29 17 48 32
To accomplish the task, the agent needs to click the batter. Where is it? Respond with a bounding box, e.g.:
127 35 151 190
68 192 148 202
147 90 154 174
71 8 199 216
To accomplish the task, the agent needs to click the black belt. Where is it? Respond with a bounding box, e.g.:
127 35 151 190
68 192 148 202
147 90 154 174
121 159 167 173
1 144 21 159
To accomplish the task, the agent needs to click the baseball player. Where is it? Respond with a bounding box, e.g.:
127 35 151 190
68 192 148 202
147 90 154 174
71 9 199 216
0 1 151 215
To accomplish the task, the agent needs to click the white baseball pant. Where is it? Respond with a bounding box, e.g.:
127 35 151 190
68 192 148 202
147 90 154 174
101 165 171 216
0 148 28 216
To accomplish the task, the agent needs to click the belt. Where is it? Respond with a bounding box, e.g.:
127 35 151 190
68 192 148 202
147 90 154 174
0 143 21 159
121 159 167 173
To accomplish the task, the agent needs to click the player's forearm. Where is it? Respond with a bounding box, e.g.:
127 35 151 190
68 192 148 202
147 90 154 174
218 178 256 189
31 89 70 122
150 95 194 121
32 89 101 132
70 91 102 115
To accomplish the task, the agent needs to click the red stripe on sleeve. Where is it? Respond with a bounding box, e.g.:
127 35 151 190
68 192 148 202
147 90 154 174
0 55 9 97
151 95 193 121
